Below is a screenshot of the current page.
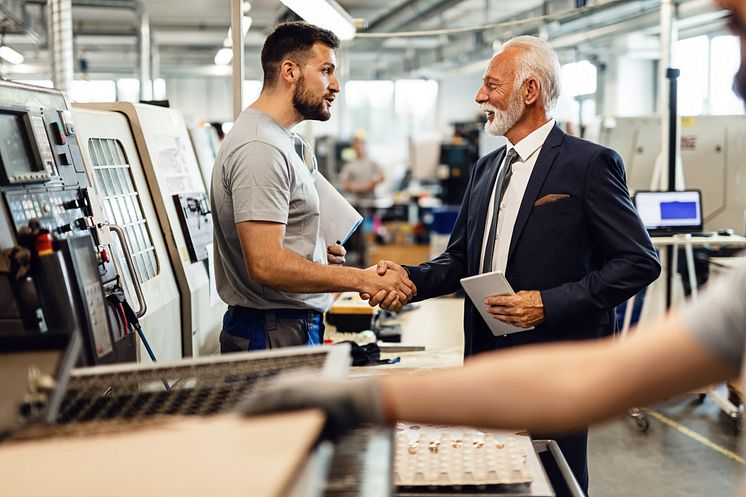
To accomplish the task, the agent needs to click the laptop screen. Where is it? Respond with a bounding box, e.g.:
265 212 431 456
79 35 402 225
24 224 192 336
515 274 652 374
633 190 703 235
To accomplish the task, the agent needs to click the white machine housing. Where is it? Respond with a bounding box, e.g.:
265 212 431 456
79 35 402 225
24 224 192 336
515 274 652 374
599 114 746 234
77 102 225 357
72 107 182 362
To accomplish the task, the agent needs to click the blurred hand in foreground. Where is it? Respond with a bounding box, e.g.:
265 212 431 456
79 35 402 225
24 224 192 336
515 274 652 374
236 371 385 438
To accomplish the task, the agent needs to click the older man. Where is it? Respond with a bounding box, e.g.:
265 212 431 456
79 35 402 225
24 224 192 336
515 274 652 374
369 35 660 491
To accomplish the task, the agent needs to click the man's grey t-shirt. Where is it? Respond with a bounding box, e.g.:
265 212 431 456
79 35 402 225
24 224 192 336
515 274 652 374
681 257 746 370
210 108 332 312
680 255 746 477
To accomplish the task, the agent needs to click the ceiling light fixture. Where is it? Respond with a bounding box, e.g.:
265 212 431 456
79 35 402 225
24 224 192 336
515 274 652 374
0 45 24 65
214 47 233 66
280 0 356 41
215 5 252 67
224 16 253 47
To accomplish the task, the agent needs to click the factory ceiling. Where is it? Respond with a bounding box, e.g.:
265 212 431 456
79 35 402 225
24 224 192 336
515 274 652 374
0 0 731 81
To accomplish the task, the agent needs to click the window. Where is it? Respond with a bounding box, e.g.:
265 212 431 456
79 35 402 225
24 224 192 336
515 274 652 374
674 35 709 116
117 78 140 102
394 79 439 133
710 35 744 115
344 80 395 142
243 80 262 103
562 60 597 97
69 80 116 103
88 138 158 283
673 34 743 115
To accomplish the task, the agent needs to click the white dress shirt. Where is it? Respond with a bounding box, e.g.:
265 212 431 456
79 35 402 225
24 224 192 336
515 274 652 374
479 118 556 274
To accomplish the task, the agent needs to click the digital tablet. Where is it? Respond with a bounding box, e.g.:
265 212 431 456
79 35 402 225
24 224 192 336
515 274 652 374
460 271 533 336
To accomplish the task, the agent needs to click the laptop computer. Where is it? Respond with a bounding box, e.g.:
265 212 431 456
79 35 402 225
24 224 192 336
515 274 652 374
633 189 703 236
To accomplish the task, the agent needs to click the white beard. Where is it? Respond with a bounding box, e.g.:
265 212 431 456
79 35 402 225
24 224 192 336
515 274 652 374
483 92 525 137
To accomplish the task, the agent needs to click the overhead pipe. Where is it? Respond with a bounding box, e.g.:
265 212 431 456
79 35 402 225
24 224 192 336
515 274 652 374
48 0 74 92
366 0 461 33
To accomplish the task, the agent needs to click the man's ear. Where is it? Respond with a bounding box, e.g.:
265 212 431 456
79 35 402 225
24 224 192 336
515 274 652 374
280 60 299 85
524 78 540 106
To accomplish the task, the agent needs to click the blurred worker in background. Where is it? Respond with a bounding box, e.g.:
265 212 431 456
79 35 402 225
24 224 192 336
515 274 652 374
339 133 385 267
211 21 415 353
339 135 385 204
240 1 746 494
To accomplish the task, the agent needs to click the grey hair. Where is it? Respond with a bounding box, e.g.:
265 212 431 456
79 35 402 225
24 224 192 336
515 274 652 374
501 36 561 111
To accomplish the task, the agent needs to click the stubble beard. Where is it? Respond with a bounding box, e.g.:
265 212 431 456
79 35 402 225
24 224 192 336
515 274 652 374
292 74 331 121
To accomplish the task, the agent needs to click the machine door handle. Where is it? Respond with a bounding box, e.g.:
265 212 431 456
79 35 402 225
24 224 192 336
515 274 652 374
107 223 147 319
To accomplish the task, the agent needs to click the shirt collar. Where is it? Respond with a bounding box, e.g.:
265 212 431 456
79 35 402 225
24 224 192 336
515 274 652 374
506 118 556 162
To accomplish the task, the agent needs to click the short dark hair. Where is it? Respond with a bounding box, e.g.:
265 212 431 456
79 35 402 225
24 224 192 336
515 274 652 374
261 21 340 88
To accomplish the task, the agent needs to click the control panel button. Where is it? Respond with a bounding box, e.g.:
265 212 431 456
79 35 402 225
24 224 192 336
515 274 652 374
50 121 66 145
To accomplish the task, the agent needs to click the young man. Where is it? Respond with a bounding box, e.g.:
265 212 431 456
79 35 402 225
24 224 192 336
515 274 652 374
211 22 415 352
241 4 746 494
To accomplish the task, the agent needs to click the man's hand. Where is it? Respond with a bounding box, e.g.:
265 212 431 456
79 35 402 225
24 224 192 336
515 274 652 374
484 290 545 328
236 371 385 439
360 260 417 311
327 244 346 265
358 263 416 312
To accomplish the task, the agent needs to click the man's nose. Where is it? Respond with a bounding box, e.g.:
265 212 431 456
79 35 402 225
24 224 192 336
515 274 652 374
329 74 340 93
475 88 488 103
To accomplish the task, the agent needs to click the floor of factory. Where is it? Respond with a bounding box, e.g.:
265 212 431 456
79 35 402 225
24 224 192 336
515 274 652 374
588 385 742 497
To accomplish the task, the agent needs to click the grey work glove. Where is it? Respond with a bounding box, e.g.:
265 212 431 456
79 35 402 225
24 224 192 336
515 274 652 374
236 371 387 439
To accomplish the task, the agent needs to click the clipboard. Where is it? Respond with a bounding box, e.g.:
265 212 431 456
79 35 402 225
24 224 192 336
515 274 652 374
460 271 533 336
314 172 363 246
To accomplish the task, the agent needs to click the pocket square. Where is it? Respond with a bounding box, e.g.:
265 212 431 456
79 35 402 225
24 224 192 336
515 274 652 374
534 194 571 206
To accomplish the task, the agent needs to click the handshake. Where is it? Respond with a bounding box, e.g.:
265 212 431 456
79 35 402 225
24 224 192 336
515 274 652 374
359 260 416 312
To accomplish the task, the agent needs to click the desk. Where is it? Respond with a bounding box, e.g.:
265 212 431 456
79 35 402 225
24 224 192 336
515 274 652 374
376 297 464 371
325 296 465 372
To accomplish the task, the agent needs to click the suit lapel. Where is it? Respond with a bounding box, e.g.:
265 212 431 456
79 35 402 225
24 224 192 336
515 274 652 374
507 124 565 263
470 147 506 275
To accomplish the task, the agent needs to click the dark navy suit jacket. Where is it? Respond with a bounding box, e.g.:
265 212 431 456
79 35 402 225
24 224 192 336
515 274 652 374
405 124 661 356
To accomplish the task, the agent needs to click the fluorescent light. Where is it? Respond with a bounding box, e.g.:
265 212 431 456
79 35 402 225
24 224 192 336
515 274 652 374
280 0 356 41
214 47 233 66
0 46 24 65
224 16 252 47
217 13 252 65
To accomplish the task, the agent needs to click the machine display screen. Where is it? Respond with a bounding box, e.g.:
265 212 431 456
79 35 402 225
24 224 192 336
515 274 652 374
0 112 38 180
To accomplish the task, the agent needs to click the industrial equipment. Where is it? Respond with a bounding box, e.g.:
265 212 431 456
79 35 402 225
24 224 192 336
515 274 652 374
76 102 225 358
0 81 141 364
0 334 393 497
72 107 182 363
187 122 221 191
599 115 746 233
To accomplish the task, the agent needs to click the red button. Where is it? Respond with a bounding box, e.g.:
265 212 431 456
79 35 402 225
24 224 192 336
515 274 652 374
100 248 110 263
35 233 53 255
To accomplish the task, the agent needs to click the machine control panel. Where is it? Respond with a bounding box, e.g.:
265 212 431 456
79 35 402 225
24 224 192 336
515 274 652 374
0 82 131 364
5 188 86 236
